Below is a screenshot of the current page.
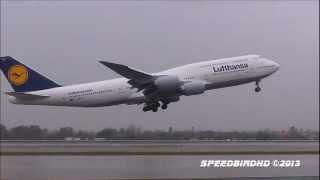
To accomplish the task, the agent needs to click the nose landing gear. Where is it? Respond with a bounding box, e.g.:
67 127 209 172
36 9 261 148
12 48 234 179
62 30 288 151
255 80 261 92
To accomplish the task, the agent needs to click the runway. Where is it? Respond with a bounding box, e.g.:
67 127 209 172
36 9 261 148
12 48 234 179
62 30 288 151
0 140 318 155
1 141 318 179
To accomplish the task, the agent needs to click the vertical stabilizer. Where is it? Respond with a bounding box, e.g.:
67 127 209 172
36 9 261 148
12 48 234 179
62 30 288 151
0 56 61 92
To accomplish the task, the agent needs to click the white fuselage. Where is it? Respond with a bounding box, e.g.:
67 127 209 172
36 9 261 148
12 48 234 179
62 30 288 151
9 55 279 107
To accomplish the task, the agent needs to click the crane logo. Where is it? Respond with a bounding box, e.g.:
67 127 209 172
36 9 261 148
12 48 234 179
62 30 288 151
8 65 29 86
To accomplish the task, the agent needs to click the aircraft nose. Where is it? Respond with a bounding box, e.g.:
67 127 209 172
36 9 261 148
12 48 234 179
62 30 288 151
272 61 280 71
266 59 280 72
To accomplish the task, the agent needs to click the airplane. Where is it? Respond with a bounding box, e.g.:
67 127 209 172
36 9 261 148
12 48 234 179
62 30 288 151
0 55 279 112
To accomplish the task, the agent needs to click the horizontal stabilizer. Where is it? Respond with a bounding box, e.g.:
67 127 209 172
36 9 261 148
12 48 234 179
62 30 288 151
6 92 50 100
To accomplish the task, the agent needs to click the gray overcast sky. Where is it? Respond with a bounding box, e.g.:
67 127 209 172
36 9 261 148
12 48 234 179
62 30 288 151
0 1 318 131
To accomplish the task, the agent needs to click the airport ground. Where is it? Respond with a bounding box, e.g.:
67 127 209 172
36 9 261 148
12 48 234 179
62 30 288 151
0 140 318 155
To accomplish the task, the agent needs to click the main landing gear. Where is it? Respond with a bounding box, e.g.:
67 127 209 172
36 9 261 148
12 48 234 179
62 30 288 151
143 101 169 112
255 80 261 92
161 103 168 110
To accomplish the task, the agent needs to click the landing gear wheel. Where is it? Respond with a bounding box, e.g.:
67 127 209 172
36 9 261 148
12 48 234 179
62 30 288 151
152 106 158 112
255 87 261 92
161 104 168 110
143 107 148 112
143 100 160 112
153 102 160 112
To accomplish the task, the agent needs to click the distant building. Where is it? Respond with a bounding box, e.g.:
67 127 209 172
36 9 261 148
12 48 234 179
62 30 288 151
64 137 81 141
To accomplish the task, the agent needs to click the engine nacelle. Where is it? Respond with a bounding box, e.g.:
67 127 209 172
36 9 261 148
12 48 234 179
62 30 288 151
181 82 206 96
154 76 181 93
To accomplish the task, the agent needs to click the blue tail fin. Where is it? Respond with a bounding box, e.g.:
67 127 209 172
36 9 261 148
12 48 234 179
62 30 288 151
0 56 61 92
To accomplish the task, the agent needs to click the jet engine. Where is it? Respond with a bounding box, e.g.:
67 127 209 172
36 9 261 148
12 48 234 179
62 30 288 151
181 82 206 96
154 76 181 93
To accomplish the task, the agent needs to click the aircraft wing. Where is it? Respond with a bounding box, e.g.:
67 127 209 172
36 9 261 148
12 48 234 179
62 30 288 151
99 61 157 90
6 92 50 100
